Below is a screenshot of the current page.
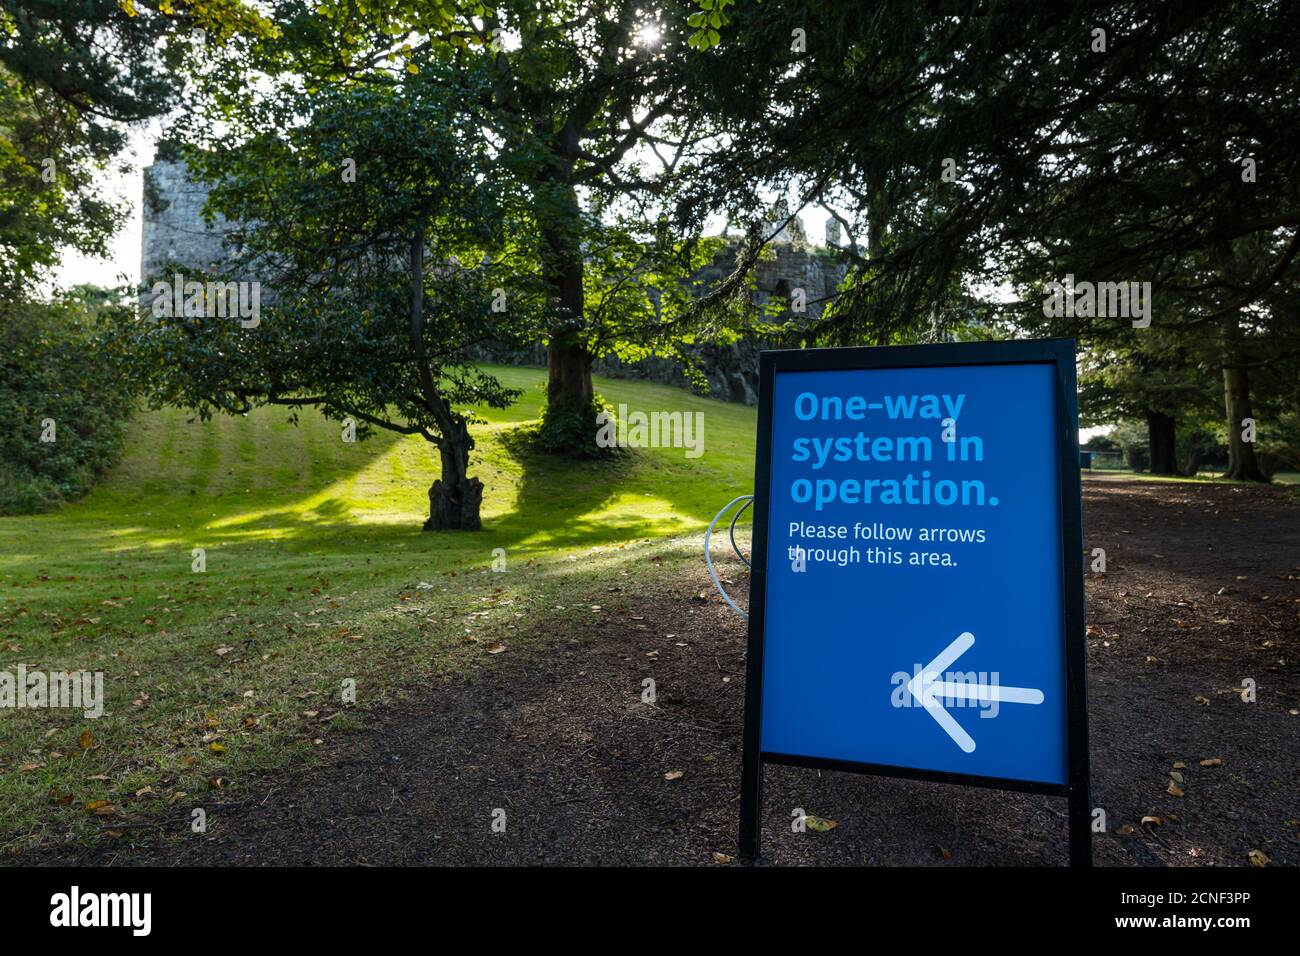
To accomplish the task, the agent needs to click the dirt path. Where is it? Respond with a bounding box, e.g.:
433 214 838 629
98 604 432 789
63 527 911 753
26 477 1299 866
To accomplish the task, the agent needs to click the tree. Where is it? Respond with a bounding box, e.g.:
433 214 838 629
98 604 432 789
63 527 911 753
0 0 272 301
990 17 1300 482
116 67 531 530
1074 331 1219 476
693 1 1300 483
172 0 733 454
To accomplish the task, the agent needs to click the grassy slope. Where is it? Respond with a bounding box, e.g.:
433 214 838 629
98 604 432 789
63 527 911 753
0 366 756 850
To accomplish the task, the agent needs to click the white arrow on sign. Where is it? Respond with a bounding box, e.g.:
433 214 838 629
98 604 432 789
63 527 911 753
904 632 1045 753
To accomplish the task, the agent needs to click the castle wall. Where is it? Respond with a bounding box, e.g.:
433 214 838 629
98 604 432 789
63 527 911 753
140 160 237 282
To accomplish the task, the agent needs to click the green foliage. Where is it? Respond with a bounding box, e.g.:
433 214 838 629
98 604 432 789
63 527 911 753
168 0 749 455
1177 426 1225 477
1256 409 1300 478
536 395 612 459
687 0 738 49
1110 421 1150 473
0 290 134 512
582 227 733 359
1083 433 1120 454
683 1 1300 444
1075 330 1219 431
119 58 532 452
0 67 125 303
0 1 275 299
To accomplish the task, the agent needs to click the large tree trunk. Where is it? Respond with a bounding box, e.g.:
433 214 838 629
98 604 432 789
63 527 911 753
425 417 484 531
1146 410 1179 475
537 171 597 451
543 215 592 414
1221 363 1268 481
547 330 594 412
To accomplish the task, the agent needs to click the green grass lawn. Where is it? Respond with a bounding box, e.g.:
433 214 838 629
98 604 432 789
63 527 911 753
0 366 757 851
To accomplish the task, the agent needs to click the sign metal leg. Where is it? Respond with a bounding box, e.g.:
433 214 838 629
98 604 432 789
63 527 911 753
738 729 762 861
1068 785 1092 867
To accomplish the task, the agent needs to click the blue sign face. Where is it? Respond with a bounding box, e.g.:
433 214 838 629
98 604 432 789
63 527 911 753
759 362 1069 785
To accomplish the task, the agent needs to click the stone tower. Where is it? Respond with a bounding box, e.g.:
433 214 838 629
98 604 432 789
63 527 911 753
140 159 237 283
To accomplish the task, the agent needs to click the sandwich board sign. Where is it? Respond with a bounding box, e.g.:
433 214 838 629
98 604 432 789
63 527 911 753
739 339 1090 865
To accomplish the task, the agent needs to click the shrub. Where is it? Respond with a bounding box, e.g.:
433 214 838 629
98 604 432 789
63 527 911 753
535 393 616 459
1111 420 1149 472
0 290 135 513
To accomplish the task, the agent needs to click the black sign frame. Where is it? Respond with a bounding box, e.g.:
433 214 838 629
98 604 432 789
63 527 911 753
738 339 1091 866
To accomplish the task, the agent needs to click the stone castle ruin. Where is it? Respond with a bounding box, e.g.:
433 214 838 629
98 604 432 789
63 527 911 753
140 160 850 404
141 160 237 281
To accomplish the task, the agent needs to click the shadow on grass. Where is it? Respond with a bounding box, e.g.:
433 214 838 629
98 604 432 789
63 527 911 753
68 421 646 559
483 426 647 550
14 412 735 576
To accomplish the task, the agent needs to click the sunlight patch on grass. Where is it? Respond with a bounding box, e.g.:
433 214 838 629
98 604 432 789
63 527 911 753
0 365 761 851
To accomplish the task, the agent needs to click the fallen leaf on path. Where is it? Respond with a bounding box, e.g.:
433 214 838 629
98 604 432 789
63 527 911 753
1167 781 1185 797
1199 758 1222 767
1248 849 1270 866
804 815 838 832
663 769 684 781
